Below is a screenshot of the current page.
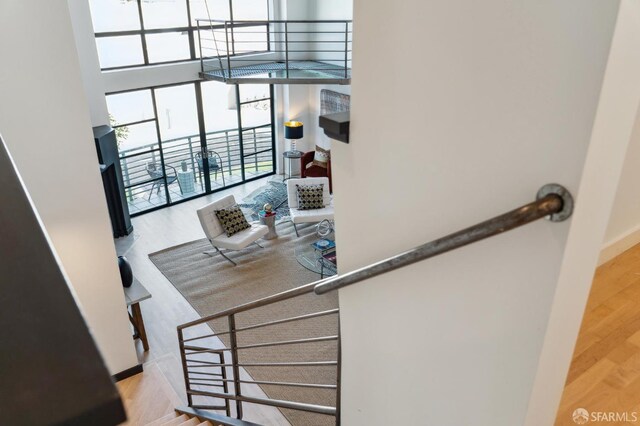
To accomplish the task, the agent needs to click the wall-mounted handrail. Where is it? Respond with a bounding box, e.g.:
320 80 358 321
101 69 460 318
314 183 573 294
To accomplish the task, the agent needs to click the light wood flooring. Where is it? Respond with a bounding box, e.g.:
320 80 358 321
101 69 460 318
115 176 298 425
555 243 640 425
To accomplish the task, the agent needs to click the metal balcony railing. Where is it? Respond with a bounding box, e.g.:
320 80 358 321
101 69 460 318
118 125 273 203
196 19 352 84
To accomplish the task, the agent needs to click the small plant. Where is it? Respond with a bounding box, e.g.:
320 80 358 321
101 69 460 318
109 114 129 149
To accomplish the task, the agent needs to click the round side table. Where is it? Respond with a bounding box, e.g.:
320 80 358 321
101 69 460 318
282 150 304 181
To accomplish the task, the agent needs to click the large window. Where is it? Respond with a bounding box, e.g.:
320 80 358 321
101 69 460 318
90 0 270 70
108 81 275 215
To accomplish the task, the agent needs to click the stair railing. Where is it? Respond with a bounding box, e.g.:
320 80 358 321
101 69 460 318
177 282 340 422
177 183 573 425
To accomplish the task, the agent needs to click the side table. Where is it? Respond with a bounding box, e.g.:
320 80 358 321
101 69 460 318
283 150 304 181
259 213 278 239
177 169 196 194
124 277 152 351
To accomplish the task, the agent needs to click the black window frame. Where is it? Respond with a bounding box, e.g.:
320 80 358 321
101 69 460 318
93 0 271 71
107 80 276 217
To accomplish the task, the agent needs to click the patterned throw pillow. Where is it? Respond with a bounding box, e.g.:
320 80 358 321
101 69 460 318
312 146 330 168
215 206 251 237
296 184 325 210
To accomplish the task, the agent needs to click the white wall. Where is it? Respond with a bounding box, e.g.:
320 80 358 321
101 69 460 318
336 1 640 425
67 0 109 127
527 3 640 423
0 0 139 375
599 107 640 264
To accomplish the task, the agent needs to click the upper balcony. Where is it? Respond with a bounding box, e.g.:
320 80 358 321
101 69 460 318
196 19 352 85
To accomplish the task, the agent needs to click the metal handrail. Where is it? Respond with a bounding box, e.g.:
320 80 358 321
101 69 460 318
179 183 572 327
315 183 573 294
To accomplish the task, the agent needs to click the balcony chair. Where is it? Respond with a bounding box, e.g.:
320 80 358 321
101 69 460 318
196 149 225 188
301 151 332 193
146 162 182 201
197 194 269 266
286 177 334 237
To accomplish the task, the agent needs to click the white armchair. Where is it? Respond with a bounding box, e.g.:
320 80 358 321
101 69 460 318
286 177 334 237
197 194 268 265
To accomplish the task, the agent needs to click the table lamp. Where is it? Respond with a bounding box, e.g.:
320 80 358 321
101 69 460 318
284 120 304 154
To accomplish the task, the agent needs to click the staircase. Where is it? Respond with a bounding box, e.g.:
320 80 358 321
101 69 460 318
147 412 207 426
147 407 261 426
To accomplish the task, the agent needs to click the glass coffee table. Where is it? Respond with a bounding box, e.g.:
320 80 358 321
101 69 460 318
295 239 337 278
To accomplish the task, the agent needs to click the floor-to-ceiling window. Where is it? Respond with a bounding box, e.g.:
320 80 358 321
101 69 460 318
91 0 275 216
107 81 275 216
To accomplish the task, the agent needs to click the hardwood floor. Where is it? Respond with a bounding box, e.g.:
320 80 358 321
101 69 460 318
115 176 292 425
555 243 640 425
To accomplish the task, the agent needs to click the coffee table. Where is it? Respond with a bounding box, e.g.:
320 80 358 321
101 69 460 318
295 240 337 278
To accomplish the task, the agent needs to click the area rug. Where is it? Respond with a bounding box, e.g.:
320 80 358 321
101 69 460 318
238 180 290 221
148 223 338 426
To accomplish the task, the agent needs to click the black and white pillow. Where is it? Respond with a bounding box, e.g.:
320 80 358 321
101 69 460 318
296 184 325 210
215 206 251 236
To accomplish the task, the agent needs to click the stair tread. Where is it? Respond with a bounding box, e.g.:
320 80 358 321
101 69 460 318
196 422 213 426
177 418 200 426
161 414 189 426
146 413 179 426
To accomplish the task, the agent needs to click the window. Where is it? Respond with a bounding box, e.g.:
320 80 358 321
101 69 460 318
108 81 275 215
90 0 270 70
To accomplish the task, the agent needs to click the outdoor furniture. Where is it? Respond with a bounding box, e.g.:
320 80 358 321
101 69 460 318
286 177 335 237
197 194 269 266
196 149 225 188
146 162 182 200
301 150 332 192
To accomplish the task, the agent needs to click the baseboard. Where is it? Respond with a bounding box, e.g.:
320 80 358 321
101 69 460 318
598 224 640 265
113 363 143 382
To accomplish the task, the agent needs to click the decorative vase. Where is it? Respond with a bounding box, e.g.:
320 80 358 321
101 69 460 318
118 256 134 288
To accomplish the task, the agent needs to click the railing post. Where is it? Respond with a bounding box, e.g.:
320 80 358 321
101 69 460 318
344 22 349 79
225 131 232 177
177 328 193 407
120 156 134 202
228 314 243 419
225 22 232 80
336 314 342 425
284 22 289 78
253 128 258 172
219 351 231 417
187 136 196 182
197 20 204 73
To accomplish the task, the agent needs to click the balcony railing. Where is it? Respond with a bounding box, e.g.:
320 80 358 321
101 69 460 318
196 19 352 84
118 125 274 213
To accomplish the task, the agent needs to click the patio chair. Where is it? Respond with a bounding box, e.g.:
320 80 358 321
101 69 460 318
287 177 334 237
197 194 269 266
196 149 225 188
146 162 182 201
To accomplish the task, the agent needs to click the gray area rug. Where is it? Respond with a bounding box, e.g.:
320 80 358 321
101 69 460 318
149 223 338 426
